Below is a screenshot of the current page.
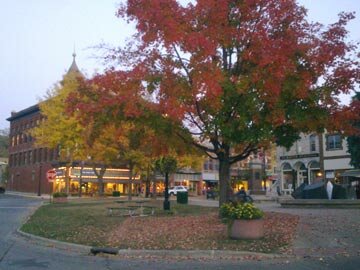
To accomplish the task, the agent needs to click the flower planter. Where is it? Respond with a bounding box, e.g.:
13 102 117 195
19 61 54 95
230 219 264 240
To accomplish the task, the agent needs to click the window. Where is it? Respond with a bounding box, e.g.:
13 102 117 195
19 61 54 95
208 160 213 170
38 148 42 162
326 134 342 150
33 149 37 164
43 149 48 162
29 151 32 164
310 134 317 152
203 162 208 171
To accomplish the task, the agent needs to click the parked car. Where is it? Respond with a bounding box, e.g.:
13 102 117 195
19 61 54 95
206 190 218 200
168 186 187 196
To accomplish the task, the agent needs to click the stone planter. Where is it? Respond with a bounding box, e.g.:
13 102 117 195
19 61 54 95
229 219 264 239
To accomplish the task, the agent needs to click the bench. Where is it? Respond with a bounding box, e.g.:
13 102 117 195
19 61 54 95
107 207 137 217
107 206 156 217
141 206 155 216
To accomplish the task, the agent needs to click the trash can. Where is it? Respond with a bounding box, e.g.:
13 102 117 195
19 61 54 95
112 191 121 197
177 192 188 204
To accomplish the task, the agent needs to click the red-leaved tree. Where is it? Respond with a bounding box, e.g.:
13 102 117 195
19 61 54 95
74 0 360 205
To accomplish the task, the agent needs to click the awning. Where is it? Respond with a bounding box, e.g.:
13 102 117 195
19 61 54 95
340 170 360 178
203 180 218 183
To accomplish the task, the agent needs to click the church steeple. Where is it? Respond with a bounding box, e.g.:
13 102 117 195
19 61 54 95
67 50 82 76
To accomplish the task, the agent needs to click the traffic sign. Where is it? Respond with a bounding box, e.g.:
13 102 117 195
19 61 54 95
47 169 57 182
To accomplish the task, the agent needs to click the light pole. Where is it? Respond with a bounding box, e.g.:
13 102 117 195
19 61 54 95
155 156 177 211
37 163 42 196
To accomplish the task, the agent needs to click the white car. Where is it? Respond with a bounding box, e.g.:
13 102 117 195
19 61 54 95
168 186 187 196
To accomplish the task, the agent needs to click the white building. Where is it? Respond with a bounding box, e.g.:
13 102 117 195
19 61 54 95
277 132 353 194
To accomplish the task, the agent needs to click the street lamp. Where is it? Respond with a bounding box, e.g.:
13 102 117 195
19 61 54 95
37 163 42 196
155 156 177 211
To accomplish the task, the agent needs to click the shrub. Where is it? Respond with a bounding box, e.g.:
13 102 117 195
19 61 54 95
53 192 68 198
112 191 121 197
220 202 264 221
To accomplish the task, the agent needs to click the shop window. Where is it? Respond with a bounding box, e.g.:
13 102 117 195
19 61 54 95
326 134 342 151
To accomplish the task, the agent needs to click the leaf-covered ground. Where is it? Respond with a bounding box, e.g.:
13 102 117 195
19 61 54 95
22 201 299 254
108 212 299 253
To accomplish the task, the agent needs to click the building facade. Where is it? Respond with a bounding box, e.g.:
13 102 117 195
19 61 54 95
201 145 277 195
277 132 353 194
6 55 141 196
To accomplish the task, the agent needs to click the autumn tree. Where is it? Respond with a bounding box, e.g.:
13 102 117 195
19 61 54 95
78 0 360 205
347 92 360 169
30 74 87 193
30 74 123 196
69 72 203 200
0 128 9 158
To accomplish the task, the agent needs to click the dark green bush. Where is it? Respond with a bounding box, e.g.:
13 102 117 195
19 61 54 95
53 192 68 198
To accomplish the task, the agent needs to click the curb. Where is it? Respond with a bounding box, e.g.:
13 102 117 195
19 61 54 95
16 229 92 254
12 192 291 261
16 228 291 260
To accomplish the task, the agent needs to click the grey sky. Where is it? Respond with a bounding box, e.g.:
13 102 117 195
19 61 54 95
0 0 359 130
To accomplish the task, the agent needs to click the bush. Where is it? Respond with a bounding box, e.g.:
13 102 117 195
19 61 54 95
177 192 188 204
112 191 121 197
220 202 263 221
53 192 68 198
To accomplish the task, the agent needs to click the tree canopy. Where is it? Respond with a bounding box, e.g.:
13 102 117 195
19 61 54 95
0 128 9 158
347 92 360 169
73 0 360 204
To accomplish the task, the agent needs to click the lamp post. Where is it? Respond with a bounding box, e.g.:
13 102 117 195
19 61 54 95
37 163 42 196
79 160 84 197
155 156 177 211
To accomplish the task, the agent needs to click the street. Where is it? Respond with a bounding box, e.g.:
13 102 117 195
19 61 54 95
1 194 360 270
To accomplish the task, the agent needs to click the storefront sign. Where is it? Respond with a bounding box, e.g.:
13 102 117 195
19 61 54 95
280 153 319 160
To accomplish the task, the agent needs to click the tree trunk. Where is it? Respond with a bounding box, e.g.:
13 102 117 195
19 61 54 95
65 165 70 194
145 164 150 198
218 158 233 206
128 163 133 201
93 166 106 196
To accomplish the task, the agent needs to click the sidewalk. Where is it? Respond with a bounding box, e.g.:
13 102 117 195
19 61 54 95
256 202 360 258
5 191 51 200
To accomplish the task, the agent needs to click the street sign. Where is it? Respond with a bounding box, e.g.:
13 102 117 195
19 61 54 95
47 169 57 182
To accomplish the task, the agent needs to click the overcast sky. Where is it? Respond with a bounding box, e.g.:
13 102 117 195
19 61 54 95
0 0 359 130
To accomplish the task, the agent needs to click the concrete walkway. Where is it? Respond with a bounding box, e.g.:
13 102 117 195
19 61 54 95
256 202 360 258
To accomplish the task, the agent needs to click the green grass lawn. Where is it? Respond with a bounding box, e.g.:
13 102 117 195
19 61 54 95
21 199 218 247
21 199 298 253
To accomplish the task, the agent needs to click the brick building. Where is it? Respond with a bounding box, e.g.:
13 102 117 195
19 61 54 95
6 55 140 195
